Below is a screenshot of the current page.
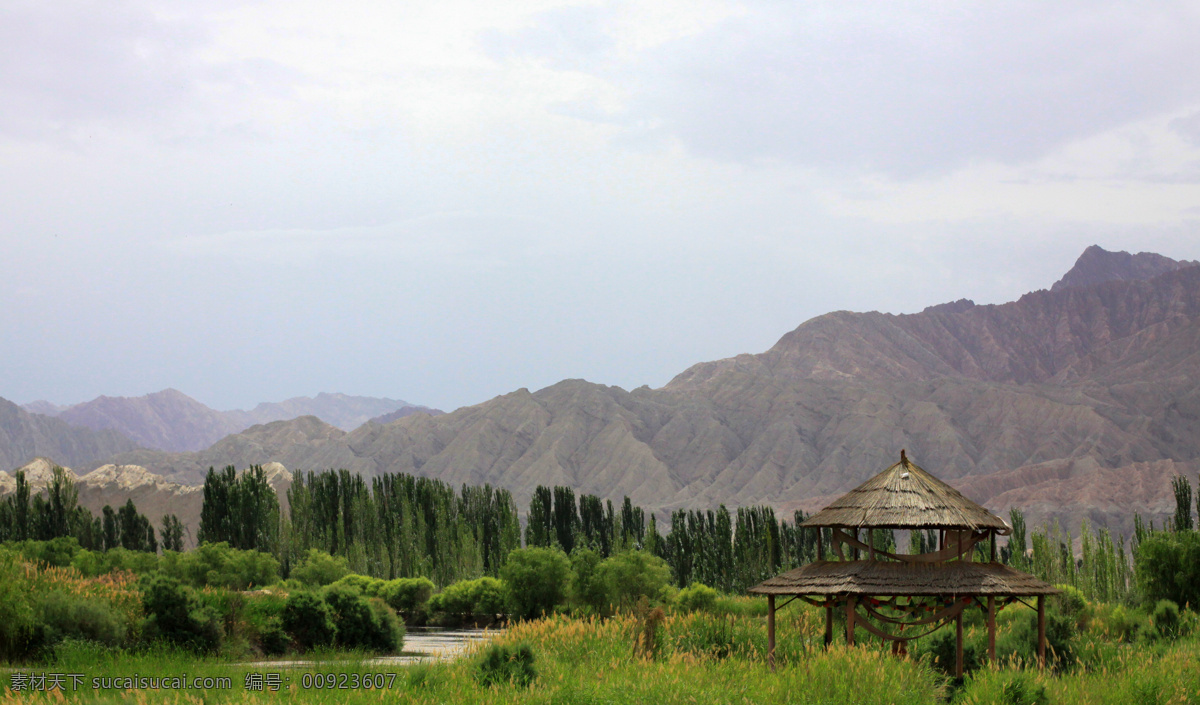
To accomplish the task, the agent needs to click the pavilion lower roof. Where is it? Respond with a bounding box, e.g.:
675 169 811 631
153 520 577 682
748 560 1059 597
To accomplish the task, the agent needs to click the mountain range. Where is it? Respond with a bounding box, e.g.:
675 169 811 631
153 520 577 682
20 390 440 452
3 245 1199 542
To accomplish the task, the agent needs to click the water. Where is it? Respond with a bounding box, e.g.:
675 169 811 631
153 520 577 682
240 627 502 668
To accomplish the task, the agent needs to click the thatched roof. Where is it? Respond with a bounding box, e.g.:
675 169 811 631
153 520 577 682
748 560 1059 597
800 451 1009 531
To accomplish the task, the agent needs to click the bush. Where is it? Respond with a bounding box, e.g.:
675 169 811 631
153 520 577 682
999 674 1049 705
72 548 159 577
159 542 278 589
474 643 537 688
322 585 403 653
1091 603 1144 643
1134 531 1200 608
596 551 670 610
331 574 386 597
281 592 336 650
140 574 221 654
994 609 1075 670
502 547 570 620
0 551 38 661
290 549 350 587
429 577 507 623
380 577 435 615
38 591 126 648
257 618 290 656
569 548 607 614
676 583 719 613
921 627 980 675
1152 600 1181 640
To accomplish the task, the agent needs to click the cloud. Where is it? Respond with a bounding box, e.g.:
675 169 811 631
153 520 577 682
0 0 302 141
488 1 1200 177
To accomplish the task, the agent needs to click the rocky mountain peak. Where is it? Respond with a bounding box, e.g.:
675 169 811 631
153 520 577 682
1051 245 1198 292
80 463 176 492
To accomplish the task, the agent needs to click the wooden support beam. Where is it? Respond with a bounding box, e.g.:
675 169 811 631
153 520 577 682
987 597 996 662
1037 595 1046 669
824 604 833 648
853 529 860 561
816 527 823 562
846 596 856 646
989 529 996 563
955 608 964 678
768 594 776 672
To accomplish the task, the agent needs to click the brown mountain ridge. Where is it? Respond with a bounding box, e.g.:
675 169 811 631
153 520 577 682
41 246 1195 542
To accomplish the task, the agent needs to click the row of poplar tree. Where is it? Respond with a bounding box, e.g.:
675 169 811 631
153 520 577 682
10 461 1198 602
0 467 184 552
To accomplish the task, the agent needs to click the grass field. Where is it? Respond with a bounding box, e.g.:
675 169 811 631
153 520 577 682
5 599 1199 705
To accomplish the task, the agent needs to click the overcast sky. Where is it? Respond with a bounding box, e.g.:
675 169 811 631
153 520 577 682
4 0 1200 413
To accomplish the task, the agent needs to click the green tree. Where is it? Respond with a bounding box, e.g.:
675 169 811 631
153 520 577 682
160 514 185 552
1172 474 1193 532
501 547 570 620
597 550 670 610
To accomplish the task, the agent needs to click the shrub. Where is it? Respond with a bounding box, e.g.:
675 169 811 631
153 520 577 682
597 551 670 610
1134 530 1200 608
921 626 980 675
73 548 159 577
322 585 403 652
140 574 221 653
569 548 607 614
290 549 350 587
331 574 386 597
380 577 435 615
258 618 290 656
1152 600 1181 640
994 609 1075 670
0 554 38 662
676 583 719 613
1091 603 1144 643
999 674 1049 705
474 643 537 688
429 577 507 622
502 547 570 620
282 592 336 650
159 542 278 589
38 591 126 648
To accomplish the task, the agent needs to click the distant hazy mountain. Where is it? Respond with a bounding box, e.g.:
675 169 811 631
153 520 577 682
55 389 241 454
97 416 348 483
68 246 1200 539
0 398 140 471
26 390 437 453
236 393 439 432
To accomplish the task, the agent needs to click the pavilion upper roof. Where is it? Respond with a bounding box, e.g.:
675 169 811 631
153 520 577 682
800 451 1009 531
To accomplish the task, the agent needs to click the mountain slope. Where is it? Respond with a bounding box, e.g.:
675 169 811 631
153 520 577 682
0 398 140 471
77 246 1200 536
34 390 437 453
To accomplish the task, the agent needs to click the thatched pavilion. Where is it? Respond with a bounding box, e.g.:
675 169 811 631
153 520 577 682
750 451 1058 676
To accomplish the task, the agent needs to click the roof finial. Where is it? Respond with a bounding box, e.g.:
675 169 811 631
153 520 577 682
900 448 907 464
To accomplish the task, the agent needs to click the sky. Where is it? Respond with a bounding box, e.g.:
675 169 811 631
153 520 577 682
3 0 1200 413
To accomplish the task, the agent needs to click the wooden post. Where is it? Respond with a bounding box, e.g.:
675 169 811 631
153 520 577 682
955 608 964 678
1037 595 1046 669
853 529 860 561
824 604 833 648
816 527 823 561
768 594 776 672
868 528 875 560
989 529 996 562
987 597 996 662
964 530 972 562
846 596 856 646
